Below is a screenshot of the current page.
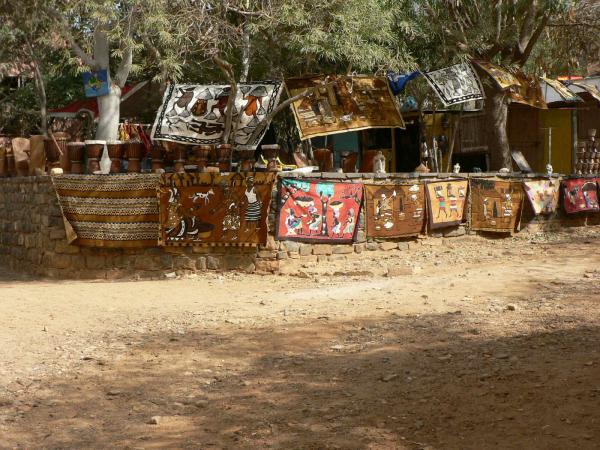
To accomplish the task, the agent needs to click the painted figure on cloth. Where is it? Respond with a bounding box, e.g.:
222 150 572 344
244 177 262 233
165 187 213 241
425 180 467 229
221 185 241 240
563 179 600 214
277 179 363 243
434 186 448 219
470 179 523 232
159 173 275 246
285 209 303 235
365 183 425 238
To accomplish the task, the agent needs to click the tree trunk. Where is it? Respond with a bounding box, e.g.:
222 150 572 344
93 27 122 141
96 84 121 140
485 89 512 170
25 41 47 134
240 22 250 83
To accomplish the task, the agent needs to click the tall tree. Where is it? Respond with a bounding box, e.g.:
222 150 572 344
0 0 62 134
46 0 189 140
401 0 574 169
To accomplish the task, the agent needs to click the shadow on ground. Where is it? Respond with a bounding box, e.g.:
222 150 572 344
2 302 600 450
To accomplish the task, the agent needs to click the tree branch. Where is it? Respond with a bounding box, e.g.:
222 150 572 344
246 79 337 145
213 54 238 144
24 37 48 134
45 7 98 69
516 13 549 66
115 6 135 87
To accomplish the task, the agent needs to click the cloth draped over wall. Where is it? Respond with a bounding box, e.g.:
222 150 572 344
469 179 524 233
277 178 363 243
562 178 600 214
523 179 561 215
285 75 405 140
364 183 426 238
158 172 276 246
52 174 161 247
151 82 283 146
425 180 468 229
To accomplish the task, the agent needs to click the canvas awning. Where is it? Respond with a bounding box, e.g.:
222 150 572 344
541 78 583 104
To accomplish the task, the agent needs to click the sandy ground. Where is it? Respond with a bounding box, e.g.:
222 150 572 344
1 228 600 449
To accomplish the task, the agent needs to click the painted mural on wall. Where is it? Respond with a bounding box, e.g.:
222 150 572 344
277 178 363 243
469 179 523 233
562 178 600 214
158 173 276 246
425 180 468 229
151 82 282 146
285 75 405 140
364 183 425 238
523 179 560 215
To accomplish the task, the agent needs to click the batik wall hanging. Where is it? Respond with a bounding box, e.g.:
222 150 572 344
523 179 560 215
158 172 276 246
472 61 521 90
421 63 484 107
562 178 600 214
364 183 425 238
285 75 405 140
277 178 363 243
151 82 282 146
52 174 160 247
509 72 547 109
469 179 523 233
425 180 468 229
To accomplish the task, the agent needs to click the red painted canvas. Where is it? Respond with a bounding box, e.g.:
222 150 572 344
562 178 600 214
277 178 363 243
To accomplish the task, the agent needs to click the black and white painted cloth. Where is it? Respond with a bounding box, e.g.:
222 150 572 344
422 63 484 106
151 81 282 145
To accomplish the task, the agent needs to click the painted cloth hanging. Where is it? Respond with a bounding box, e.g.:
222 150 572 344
472 61 547 109
364 183 425 238
421 63 484 107
469 179 524 233
523 179 561 215
151 82 283 146
562 178 600 214
277 178 363 243
509 72 548 109
52 174 160 247
425 180 468 229
285 75 405 140
387 71 420 96
158 172 276 246
472 60 520 90
542 77 582 103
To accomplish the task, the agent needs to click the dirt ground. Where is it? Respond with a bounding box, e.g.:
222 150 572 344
2 228 600 449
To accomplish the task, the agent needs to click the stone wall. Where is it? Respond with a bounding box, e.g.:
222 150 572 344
0 177 259 279
0 173 594 279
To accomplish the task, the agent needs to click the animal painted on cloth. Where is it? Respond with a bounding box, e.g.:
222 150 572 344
165 187 212 241
206 87 236 121
189 188 215 205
